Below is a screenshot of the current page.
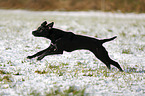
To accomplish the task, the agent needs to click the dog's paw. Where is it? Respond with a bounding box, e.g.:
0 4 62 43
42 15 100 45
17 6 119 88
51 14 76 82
37 57 42 61
37 56 44 61
27 56 33 59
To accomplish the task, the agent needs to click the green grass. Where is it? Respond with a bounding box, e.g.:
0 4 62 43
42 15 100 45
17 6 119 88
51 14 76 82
46 86 86 96
122 49 133 54
0 70 8 74
0 75 13 82
35 70 48 74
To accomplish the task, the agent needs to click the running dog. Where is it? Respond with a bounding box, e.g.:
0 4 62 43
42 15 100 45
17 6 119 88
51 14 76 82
27 21 123 71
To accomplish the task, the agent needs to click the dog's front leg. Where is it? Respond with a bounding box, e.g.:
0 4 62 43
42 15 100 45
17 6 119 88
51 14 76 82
27 48 48 59
27 44 55 59
37 50 63 60
27 48 49 59
37 44 63 60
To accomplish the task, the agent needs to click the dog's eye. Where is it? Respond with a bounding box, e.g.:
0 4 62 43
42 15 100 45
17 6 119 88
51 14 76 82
40 29 43 32
38 27 43 32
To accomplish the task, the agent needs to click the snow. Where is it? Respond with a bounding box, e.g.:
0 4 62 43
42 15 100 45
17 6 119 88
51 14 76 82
0 9 145 95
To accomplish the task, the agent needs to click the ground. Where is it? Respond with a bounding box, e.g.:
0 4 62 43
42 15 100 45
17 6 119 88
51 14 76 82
0 9 145 96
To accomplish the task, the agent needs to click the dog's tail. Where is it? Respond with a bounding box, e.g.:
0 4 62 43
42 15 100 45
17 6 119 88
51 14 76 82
100 36 117 44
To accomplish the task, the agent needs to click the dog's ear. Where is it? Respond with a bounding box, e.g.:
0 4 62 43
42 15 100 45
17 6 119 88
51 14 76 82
41 21 47 26
47 22 54 29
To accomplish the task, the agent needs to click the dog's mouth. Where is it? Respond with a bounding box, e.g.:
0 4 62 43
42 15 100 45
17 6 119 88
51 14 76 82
32 30 50 38
32 31 40 37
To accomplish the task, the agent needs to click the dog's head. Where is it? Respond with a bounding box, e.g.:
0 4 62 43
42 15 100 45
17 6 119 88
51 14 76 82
32 21 54 37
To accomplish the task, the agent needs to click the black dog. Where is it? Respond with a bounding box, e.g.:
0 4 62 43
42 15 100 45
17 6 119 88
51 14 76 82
27 21 123 71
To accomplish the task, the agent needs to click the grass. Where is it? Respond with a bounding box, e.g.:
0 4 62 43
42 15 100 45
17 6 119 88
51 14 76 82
1 75 13 82
29 90 41 96
35 63 64 76
46 86 86 96
35 70 48 74
0 70 8 74
122 49 133 54
0 74 13 83
138 45 145 51
0 69 12 83
33 61 110 78
34 61 117 78
0 9 145 95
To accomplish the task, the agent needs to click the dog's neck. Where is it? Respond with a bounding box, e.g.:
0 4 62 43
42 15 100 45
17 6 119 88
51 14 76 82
45 28 62 43
45 29 53 39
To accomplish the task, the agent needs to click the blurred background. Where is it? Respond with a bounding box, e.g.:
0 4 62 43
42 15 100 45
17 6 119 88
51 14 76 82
0 0 145 13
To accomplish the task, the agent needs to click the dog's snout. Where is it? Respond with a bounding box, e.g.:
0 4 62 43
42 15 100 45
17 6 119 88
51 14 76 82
32 31 36 35
32 31 35 34
32 31 41 37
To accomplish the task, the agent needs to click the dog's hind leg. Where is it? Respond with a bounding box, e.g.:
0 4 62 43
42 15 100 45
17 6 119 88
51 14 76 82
91 46 123 71
109 59 123 72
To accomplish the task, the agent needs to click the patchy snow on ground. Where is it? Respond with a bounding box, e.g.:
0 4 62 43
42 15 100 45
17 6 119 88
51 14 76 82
0 9 145 96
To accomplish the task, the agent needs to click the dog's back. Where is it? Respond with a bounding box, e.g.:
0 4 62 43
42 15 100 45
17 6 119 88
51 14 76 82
49 28 116 52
